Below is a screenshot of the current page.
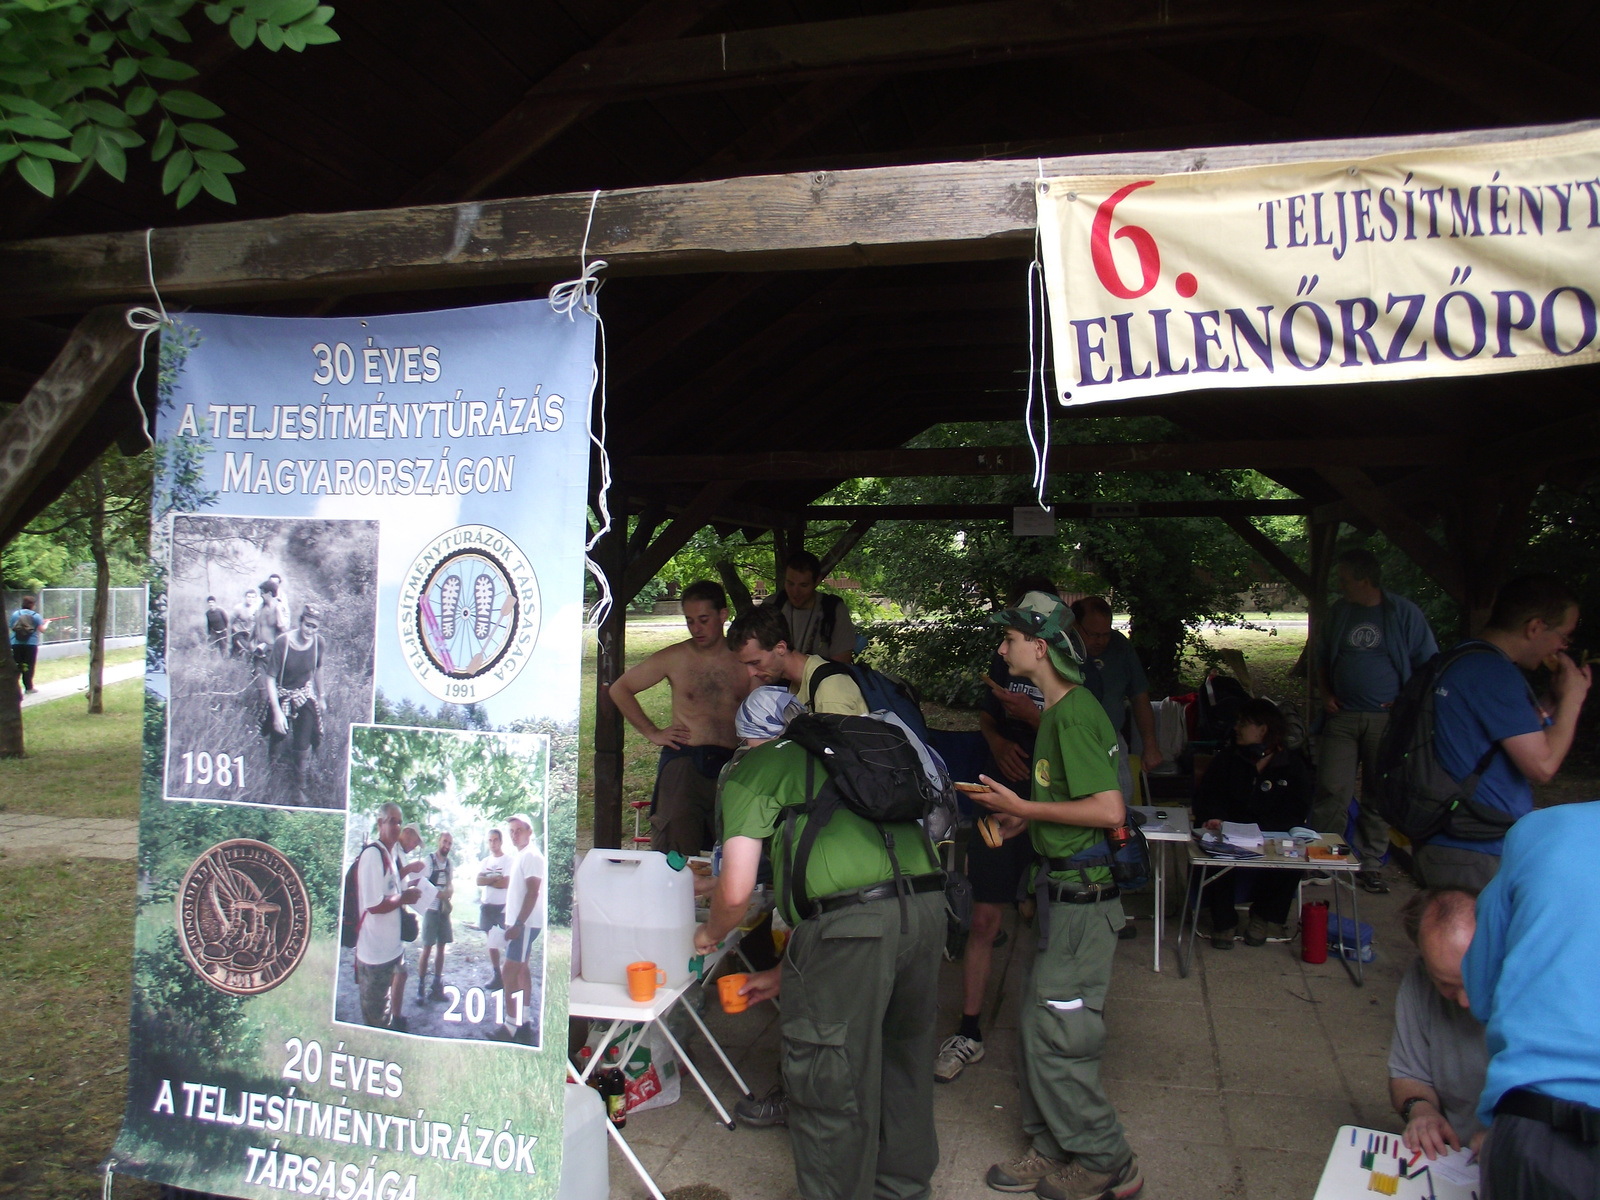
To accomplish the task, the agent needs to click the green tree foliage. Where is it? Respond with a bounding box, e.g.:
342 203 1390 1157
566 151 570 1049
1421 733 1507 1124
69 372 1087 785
0 0 338 207
828 417 1273 692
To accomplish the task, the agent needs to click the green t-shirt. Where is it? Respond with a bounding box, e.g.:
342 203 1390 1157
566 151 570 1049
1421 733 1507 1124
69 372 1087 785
719 737 939 925
1029 686 1121 886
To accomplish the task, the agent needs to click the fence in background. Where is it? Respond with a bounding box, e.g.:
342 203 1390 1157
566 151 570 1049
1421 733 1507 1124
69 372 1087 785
3 586 149 644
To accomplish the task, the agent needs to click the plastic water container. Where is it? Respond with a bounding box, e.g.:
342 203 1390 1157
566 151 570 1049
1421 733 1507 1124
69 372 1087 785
555 1083 608 1200
575 848 696 988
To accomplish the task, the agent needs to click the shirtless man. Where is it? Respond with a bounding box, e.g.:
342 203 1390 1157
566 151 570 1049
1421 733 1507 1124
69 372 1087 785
609 580 750 855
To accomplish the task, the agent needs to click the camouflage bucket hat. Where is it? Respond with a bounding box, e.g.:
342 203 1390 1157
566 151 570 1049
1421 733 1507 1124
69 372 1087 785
988 590 1085 684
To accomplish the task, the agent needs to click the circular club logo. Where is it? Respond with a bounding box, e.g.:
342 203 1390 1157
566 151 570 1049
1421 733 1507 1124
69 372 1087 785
178 840 310 996
399 524 540 704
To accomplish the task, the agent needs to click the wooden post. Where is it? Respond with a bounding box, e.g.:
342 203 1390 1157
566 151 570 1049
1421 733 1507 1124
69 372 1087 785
1304 518 1338 717
715 560 755 616
592 518 627 850
771 527 789 599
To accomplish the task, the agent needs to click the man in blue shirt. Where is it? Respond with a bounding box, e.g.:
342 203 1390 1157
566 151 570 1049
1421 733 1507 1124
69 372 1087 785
1462 801 1600 1198
1312 548 1438 894
1418 574 1590 891
8 594 45 694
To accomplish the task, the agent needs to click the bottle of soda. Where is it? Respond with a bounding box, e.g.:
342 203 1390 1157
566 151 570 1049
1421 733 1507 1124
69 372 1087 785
601 1066 627 1127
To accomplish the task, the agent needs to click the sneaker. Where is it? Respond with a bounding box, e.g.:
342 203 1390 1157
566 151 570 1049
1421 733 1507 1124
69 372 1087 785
1118 923 1138 941
934 1034 985 1082
986 1149 1068 1193
1037 1155 1144 1200
733 1085 788 1128
1358 870 1390 895
1243 914 1270 946
1210 927 1236 950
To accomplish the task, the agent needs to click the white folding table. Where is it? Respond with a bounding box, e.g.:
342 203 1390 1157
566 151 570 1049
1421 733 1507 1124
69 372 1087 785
568 939 754 1200
1176 836 1367 985
1128 805 1189 972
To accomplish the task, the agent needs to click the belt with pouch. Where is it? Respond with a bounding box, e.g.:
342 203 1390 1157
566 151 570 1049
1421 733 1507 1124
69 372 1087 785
1043 880 1120 905
814 872 945 914
1496 1087 1600 1144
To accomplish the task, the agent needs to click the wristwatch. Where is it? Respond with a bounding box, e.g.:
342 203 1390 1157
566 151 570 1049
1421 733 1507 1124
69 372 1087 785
1400 1096 1431 1123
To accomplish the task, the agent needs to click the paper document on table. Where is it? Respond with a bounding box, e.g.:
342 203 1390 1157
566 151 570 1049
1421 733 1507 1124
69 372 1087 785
1130 806 1176 834
1429 1147 1480 1187
1220 821 1264 847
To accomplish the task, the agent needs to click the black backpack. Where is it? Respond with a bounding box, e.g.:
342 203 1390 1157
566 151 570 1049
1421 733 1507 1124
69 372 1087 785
340 843 383 948
341 843 417 947
1194 673 1251 742
779 712 958 930
1374 643 1528 843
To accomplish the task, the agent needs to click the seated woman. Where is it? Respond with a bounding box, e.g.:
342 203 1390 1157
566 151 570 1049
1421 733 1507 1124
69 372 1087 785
1193 697 1312 949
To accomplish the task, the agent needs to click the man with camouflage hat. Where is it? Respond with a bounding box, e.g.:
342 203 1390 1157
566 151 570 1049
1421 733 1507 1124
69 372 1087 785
971 591 1144 1200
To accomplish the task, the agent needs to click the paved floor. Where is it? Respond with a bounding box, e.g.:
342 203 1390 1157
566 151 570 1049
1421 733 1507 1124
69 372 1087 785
0 812 138 860
597 875 1411 1200
19 659 144 709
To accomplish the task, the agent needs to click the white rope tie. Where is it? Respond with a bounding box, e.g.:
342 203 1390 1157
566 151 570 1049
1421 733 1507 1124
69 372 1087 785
1022 161 1052 512
548 190 614 630
123 227 169 451
101 1163 114 1200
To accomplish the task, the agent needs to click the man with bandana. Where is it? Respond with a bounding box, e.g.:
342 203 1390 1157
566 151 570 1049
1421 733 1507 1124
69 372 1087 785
697 687 946 1200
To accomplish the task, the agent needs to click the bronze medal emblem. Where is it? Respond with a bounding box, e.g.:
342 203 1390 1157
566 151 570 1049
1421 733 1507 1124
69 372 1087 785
177 839 310 995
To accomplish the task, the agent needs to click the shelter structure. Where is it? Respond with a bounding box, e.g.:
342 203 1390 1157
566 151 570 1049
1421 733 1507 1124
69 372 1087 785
1 1 1597 842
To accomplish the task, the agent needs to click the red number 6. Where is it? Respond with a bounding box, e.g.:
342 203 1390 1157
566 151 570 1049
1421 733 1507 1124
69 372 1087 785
1090 181 1160 299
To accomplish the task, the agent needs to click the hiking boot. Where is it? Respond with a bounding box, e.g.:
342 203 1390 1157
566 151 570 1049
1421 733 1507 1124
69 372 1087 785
1037 1155 1144 1200
429 978 446 1000
986 1149 1068 1192
389 1016 409 1033
733 1085 788 1128
486 970 503 991
1358 870 1390 894
1210 926 1236 950
416 978 427 1001
1118 923 1138 940
934 1034 985 1082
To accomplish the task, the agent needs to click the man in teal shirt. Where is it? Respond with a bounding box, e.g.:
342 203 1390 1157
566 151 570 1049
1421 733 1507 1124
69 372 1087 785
972 590 1144 1200
694 694 946 1200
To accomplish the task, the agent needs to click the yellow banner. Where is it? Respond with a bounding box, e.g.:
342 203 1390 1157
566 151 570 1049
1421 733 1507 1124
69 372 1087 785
1036 129 1600 405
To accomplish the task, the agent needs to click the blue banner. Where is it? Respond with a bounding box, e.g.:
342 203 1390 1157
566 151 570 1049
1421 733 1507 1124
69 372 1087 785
112 299 596 1200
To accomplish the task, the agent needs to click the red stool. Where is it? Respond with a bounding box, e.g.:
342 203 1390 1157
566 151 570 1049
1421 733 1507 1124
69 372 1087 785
629 799 652 846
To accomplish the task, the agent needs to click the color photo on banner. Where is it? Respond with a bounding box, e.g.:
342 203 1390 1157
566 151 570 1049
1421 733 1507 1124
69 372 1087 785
334 724 550 1047
165 514 379 809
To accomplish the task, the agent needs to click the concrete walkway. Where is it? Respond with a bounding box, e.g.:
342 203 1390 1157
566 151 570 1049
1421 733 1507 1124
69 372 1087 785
0 812 137 860
19 659 144 709
601 874 1412 1200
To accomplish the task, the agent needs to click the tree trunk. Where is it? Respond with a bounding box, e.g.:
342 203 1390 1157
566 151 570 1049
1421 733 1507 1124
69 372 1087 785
0 650 22 757
715 559 755 617
87 461 109 714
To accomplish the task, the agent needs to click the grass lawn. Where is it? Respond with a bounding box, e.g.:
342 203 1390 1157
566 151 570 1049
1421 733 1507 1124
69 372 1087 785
28 645 146 689
0 678 143 819
0 858 160 1200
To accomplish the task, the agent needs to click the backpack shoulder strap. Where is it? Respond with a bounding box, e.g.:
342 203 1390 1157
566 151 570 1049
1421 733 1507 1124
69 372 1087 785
782 754 834 922
805 659 853 708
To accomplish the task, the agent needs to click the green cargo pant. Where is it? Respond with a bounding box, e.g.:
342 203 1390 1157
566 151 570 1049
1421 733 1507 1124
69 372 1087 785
1018 895 1132 1174
779 890 946 1200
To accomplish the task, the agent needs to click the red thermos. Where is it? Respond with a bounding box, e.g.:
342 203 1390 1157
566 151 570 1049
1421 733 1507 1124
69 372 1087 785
1301 901 1328 964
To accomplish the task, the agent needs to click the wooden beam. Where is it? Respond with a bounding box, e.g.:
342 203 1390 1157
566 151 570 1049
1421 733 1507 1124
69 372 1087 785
806 499 1315 519
400 0 733 205
0 308 140 540
5 121 1593 317
592 519 627 850
623 438 1458 483
620 480 742 603
1317 465 1465 603
1221 514 1312 596
817 518 875 578
521 0 1382 104
627 485 797 531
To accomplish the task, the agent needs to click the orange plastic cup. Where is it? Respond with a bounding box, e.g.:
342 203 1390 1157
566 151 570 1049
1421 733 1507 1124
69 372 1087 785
717 973 749 1013
626 961 665 1002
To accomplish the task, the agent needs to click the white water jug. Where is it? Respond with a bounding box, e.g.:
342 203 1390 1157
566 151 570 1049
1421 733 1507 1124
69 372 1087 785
574 848 696 988
555 1083 609 1200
